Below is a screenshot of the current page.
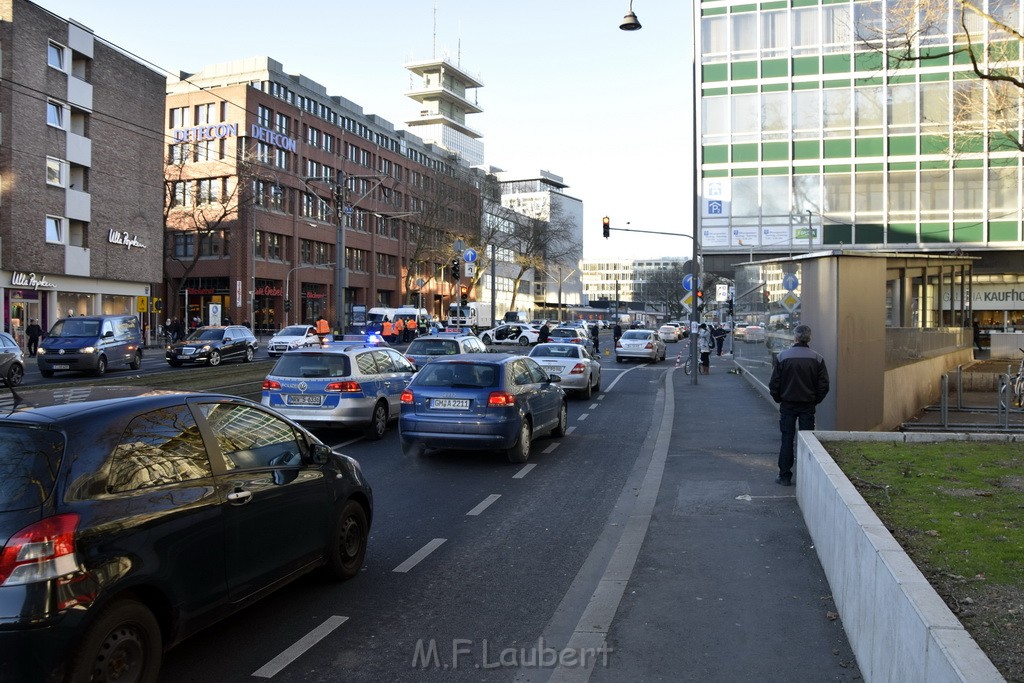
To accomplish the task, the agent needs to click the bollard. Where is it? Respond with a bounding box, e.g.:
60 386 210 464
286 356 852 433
998 374 1010 428
955 364 964 410
940 374 949 428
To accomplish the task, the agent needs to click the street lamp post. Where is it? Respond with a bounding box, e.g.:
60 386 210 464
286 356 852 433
622 2 701 384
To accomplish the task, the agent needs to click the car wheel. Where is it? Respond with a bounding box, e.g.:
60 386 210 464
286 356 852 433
366 400 388 440
68 599 162 683
168 360 183 367
518 336 529 346
506 418 532 463
244 346 254 362
93 356 107 377
615 356 624 363
401 437 426 457
129 352 142 371
208 350 221 366
593 370 601 392
321 500 368 581
481 334 492 345
581 378 592 400
6 364 24 387
551 401 568 437
40 368 54 378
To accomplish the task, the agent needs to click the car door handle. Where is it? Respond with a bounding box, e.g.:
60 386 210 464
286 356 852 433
227 489 253 504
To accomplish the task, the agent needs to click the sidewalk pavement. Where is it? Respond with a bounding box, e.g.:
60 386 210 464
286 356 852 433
592 353 861 682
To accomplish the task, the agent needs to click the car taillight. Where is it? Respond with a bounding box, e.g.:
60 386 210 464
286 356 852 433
488 391 516 406
645 342 654 349
571 338 582 344
262 379 282 390
570 363 586 374
616 340 623 348
326 381 361 393
0 514 80 586
401 389 414 404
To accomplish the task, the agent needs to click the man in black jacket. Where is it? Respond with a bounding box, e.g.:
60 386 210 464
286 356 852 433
768 324 829 486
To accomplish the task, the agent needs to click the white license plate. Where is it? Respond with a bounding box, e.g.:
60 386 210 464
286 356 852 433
53 364 70 370
431 398 470 410
286 394 323 406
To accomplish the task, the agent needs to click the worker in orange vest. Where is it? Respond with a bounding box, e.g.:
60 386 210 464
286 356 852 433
406 317 418 341
315 316 331 344
393 317 406 344
381 319 393 342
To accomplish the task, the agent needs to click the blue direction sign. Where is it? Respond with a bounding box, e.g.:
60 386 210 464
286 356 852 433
782 273 799 291
682 273 694 292
463 248 478 263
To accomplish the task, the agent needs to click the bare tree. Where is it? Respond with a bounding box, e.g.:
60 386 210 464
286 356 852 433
866 0 1024 153
163 145 255 321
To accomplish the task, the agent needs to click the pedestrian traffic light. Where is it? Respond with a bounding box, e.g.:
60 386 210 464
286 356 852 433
459 285 469 306
602 216 610 239
727 298 734 315
450 258 460 281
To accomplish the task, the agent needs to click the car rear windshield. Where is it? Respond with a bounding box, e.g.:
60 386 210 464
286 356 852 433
621 331 651 340
407 339 459 356
0 426 64 511
271 353 351 378
415 363 499 388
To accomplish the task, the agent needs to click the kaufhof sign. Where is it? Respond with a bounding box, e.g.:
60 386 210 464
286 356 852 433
942 283 1024 310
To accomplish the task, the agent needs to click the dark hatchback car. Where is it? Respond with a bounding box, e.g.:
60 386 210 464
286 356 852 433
166 325 258 367
0 386 372 682
399 353 567 463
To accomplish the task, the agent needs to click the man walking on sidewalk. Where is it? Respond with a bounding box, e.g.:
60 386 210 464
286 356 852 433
768 324 829 486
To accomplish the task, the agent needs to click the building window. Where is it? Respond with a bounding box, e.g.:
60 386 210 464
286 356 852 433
275 112 290 136
45 215 63 244
172 181 191 207
169 106 188 129
792 7 820 55
172 231 194 258
47 42 65 71
47 100 66 129
195 103 216 125
198 230 226 257
257 105 272 128
196 178 223 205
46 157 66 187
266 233 283 260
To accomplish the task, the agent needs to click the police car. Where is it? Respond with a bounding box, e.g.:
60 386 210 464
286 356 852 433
261 341 415 439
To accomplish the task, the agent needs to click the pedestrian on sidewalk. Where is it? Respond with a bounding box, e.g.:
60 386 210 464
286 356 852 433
25 319 43 356
613 322 622 344
972 323 983 353
698 323 713 373
768 324 830 486
590 321 600 355
712 323 728 356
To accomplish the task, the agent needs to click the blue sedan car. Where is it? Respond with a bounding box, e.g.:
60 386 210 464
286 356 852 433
399 353 568 463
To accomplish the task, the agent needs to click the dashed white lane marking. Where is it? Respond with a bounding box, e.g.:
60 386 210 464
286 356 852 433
513 464 537 479
577 413 589 421
252 615 348 678
393 538 447 573
566 426 577 435
467 494 501 516
543 443 560 454
589 403 598 410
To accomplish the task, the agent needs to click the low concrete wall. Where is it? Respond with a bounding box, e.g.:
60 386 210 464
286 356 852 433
797 430 1010 683
883 350 974 430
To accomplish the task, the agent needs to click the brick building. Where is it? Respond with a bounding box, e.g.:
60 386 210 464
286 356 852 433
164 57 481 334
0 0 165 344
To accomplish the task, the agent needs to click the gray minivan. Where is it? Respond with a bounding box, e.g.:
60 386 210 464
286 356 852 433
37 315 143 377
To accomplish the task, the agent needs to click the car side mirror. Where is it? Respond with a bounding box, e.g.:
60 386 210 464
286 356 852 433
103 331 114 339
309 442 332 465
548 374 562 383
223 337 232 342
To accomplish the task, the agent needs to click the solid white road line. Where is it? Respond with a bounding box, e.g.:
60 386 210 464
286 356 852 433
466 494 501 516
329 436 364 449
393 538 447 573
513 463 537 479
252 615 348 678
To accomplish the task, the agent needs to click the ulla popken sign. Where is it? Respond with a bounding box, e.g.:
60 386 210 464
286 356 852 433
11 272 56 289
108 230 147 250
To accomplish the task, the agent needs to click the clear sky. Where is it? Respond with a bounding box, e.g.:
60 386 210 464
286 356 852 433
34 0 694 263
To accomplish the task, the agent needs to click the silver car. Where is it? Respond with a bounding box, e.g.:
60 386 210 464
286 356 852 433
528 342 602 399
615 329 667 363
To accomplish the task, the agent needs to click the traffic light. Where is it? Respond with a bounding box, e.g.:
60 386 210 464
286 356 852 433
602 216 610 239
450 258 460 281
762 291 770 305
727 298 734 315
459 285 469 306
696 289 703 301
284 300 292 312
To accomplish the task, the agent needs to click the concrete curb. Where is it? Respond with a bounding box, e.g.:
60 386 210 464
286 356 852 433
796 431 1008 682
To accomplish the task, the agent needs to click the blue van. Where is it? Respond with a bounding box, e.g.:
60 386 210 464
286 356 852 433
37 315 143 377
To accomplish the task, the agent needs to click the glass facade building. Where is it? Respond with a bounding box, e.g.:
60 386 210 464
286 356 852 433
697 0 1024 335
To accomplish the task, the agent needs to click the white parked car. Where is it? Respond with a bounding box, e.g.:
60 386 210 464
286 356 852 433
658 324 682 343
478 323 541 346
528 343 602 399
266 324 321 357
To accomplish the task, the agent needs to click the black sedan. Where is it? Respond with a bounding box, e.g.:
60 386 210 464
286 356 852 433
0 385 372 682
166 325 258 366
